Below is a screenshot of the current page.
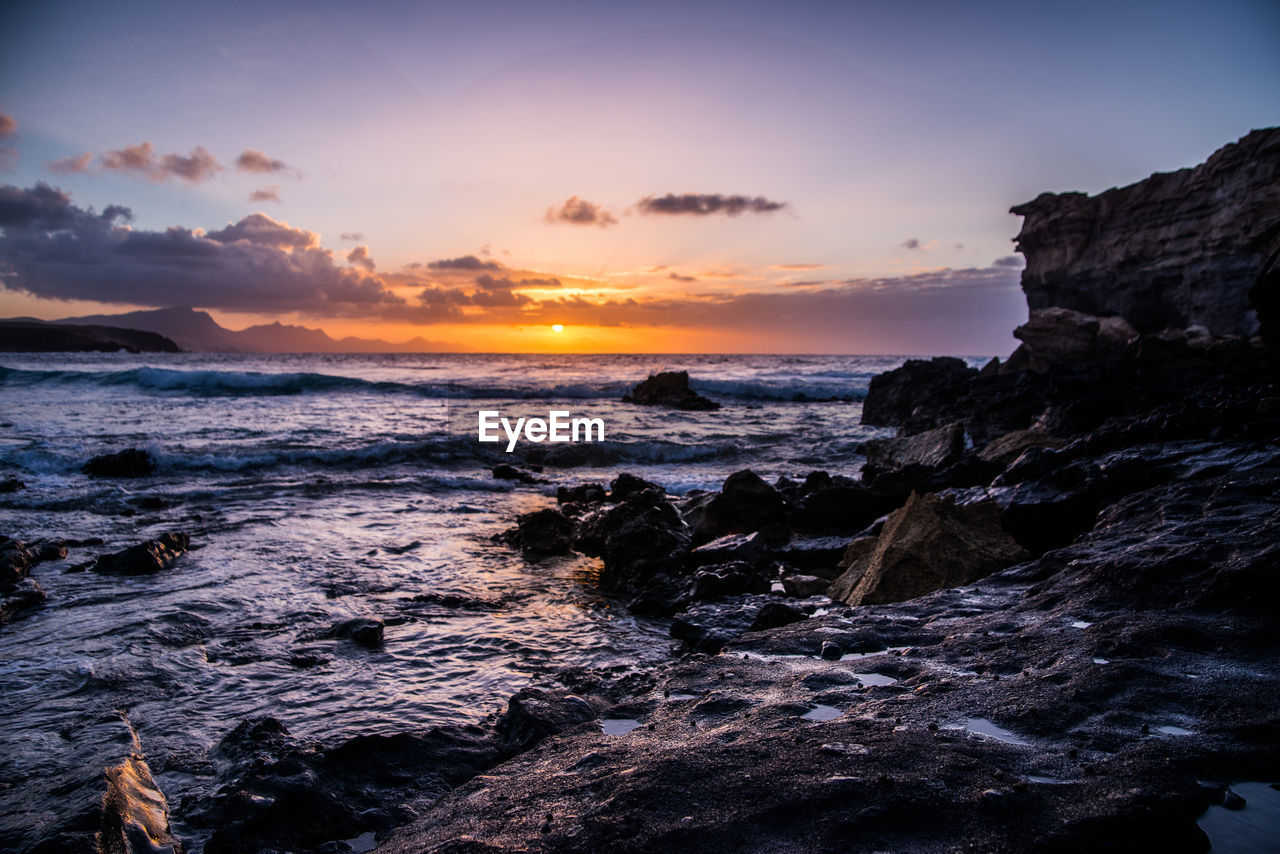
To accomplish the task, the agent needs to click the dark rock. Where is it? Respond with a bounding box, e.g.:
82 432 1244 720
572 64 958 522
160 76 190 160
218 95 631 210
977 428 1065 467
514 508 575 558
820 640 843 660
92 533 189 575
0 319 181 353
683 469 789 546
828 493 1028 606
492 463 541 483
688 531 767 568
749 601 808 631
1013 308 1137 369
782 573 830 598
863 421 966 473
862 357 977 428
331 617 385 648
1221 790 1246 810
685 561 770 602
0 475 23 493
556 483 607 505
497 688 599 749
773 535 852 576
99 724 184 854
623 370 720 410
1012 128 1280 340
610 472 663 500
83 448 156 478
574 490 691 595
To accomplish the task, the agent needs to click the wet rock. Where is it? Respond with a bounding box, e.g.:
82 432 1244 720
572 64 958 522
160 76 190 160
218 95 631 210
514 508 575 558
610 472 663 500
0 475 23 493
749 601 808 631
773 535 852 576
574 490 691 595
331 617 385 648
670 596 777 651
622 370 720 410
1012 128 1280 339
828 493 1028 606
1 536 66 591
556 483 607 505
977 428 1064 467
685 561 770 602
791 483 896 534
863 421 966 474
492 463 541 484
99 724 184 854
683 469 789 546
820 640 843 660
782 573 829 598
83 448 156 478
497 688 600 749
92 533 189 575
688 531 767 568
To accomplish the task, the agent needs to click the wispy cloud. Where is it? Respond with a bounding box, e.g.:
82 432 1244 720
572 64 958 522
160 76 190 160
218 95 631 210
772 263 826 270
636 193 788 216
47 152 94 175
340 232 365 241
235 149 295 175
668 271 697 283
545 195 617 227
249 185 281 203
95 142 222 183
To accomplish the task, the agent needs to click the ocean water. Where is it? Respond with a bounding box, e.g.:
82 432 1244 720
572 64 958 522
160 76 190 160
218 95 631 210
0 352 962 849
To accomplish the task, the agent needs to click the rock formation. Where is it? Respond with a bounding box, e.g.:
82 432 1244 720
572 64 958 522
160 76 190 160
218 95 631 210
623 370 720 410
1011 127 1280 340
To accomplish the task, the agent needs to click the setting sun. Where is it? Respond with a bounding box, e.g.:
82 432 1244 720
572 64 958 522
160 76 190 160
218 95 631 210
552 324 564 332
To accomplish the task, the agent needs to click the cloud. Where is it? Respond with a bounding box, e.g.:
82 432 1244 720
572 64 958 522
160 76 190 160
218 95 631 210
901 238 923 250
347 244 375 271
668 271 697 283
249 186 281 203
773 263 826 270
428 255 503 271
206 212 318 249
47 153 94 174
635 193 788 216
0 113 16 171
235 149 294 174
98 142 222 183
0 183 436 318
475 273 561 289
340 232 365 241
992 255 1024 268
545 196 617 227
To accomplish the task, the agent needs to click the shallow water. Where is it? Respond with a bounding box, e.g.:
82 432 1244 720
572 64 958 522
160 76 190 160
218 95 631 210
0 352 968 850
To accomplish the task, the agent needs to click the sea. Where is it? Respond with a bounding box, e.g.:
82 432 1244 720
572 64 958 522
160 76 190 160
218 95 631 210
0 352 979 850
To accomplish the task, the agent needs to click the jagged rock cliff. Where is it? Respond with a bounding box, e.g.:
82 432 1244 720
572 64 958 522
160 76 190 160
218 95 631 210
1011 127 1280 340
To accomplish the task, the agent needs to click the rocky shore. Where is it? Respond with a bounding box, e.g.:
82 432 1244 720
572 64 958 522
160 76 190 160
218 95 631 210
10 129 1279 852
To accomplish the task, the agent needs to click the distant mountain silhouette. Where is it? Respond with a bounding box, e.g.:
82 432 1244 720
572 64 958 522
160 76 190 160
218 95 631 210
52 307 467 353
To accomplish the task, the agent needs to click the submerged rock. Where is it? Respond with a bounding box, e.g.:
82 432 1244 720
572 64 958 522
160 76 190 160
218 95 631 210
331 617 385 648
828 492 1028 606
83 448 156 478
623 370 720 410
93 533 189 575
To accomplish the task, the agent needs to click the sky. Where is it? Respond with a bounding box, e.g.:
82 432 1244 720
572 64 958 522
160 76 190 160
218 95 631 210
0 0 1277 353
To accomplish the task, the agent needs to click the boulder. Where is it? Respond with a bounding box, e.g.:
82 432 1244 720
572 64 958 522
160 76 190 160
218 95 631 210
977 428 1065 467
556 483 607 505
492 463 541 484
686 561 771 601
863 422 966 473
93 533 189 575
781 573 829 598
623 371 720 411
688 531 767 568
574 491 691 594
861 357 977 428
84 448 155 478
610 472 663 500
682 469 789 546
749 601 809 631
1012 128 1280 340
828 493 1028 606
497 688 599 749
514 508 575 558
1012 308 1137 368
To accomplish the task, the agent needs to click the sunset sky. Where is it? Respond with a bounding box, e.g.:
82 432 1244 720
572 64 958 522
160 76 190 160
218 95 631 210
1 0 1277 353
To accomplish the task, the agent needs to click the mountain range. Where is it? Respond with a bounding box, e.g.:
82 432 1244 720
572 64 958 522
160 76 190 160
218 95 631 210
36 307 468 353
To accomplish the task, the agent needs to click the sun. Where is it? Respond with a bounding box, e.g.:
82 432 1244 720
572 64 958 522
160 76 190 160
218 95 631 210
551 324 565 333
